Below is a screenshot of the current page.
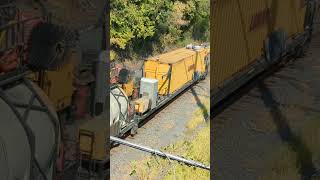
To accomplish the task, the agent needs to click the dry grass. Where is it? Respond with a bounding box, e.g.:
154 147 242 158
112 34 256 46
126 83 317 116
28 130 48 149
186 97 210 130
259 119 320 180
164 125 210 180
129 124 210 180
129 102 210 180
259 145 300 180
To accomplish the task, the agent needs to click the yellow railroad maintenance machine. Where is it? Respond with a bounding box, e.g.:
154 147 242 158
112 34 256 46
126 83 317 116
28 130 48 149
77 43 210 167
109 44 210 137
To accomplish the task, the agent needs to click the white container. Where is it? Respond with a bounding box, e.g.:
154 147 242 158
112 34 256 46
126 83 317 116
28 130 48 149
140 78 158 110
110 86 129 128
0 80 60 180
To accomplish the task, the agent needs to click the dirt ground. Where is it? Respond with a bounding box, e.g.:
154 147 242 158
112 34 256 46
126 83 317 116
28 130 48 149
110 75 210 179
213 27 320 179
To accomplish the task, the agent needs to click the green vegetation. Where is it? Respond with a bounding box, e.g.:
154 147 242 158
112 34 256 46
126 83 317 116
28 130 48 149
129 99 210 179
110 0 210 61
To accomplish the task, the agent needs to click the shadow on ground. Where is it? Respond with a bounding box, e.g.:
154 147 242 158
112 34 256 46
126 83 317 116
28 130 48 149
191 86 209 122
258 81 316 180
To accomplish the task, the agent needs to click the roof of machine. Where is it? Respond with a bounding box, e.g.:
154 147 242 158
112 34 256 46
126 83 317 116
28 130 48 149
147 47 198 64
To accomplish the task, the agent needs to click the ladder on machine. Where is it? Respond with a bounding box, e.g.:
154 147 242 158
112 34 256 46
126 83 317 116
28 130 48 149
78 129 97 179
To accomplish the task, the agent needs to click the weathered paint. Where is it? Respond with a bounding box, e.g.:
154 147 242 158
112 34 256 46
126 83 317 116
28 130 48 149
196 48 210 73
144 47 209 95
27 50 75 111
211 0 307 90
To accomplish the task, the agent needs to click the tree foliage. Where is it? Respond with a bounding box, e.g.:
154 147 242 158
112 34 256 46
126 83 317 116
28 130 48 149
110 0 209 60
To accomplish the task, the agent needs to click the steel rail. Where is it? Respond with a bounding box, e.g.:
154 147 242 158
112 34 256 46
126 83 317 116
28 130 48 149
110 136 210 171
